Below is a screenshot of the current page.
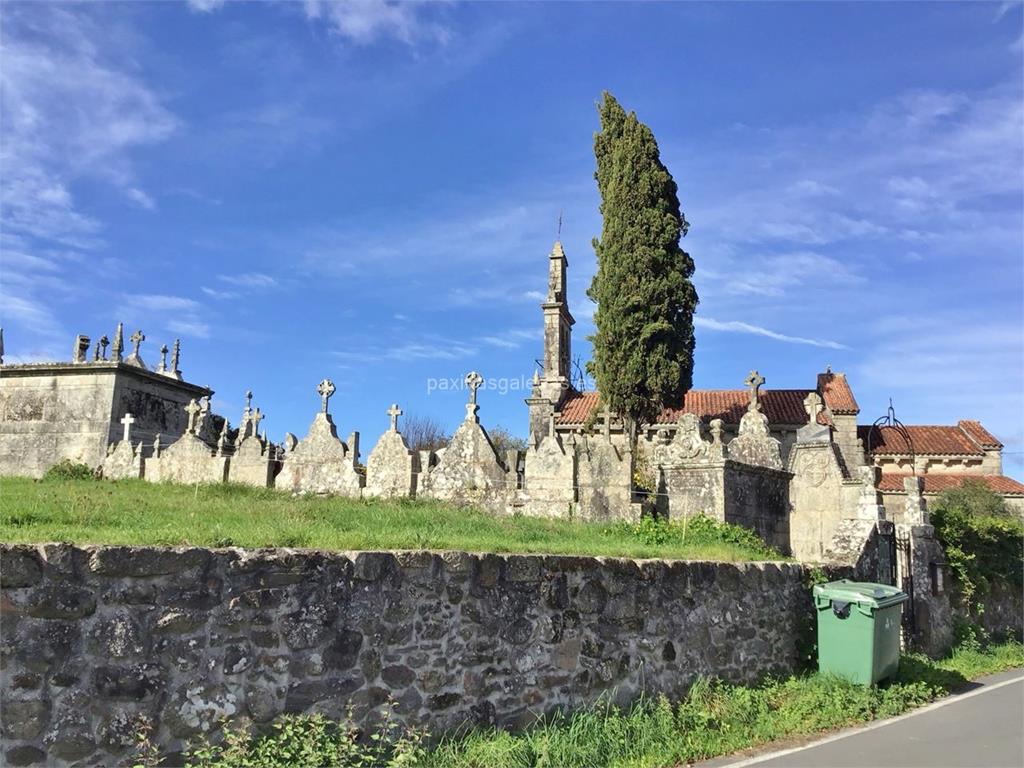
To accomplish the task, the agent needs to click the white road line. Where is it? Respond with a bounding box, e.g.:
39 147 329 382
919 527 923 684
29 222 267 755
717 675 1024 768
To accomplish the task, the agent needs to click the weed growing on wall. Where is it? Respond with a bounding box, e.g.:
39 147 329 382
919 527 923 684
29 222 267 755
611 515 784 560
930 481 1023 629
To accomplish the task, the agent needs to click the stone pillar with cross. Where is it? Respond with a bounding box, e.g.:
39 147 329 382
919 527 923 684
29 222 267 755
464 371 483 422
797 391 831 444
387 404 402 433
158 345 169 373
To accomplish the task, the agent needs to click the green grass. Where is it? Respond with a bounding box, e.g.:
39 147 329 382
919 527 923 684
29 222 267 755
423 641 1024 768
0 477 782 561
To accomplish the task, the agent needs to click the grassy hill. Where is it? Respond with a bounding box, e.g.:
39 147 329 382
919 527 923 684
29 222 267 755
0 476 783 561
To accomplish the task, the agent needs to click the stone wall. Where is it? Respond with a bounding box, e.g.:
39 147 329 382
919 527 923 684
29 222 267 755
952 579 1024 642
0 543 818 766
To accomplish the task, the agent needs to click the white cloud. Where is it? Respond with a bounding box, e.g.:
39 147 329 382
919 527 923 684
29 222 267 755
126 188 156 210
219 272 278 289
695 316 848 350
303 0 450 45
187 0 226 12
119 294 209 340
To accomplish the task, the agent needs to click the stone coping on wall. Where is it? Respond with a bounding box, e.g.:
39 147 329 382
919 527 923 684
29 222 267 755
0 361 213 395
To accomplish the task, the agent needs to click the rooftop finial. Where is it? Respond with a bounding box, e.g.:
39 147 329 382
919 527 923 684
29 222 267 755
112 323 124 362
557 209 563 240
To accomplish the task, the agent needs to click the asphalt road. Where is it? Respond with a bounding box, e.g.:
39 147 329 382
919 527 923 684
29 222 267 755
703 669 1024 768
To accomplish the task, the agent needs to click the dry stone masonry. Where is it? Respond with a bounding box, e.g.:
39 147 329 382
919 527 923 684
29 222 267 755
1 543 821 767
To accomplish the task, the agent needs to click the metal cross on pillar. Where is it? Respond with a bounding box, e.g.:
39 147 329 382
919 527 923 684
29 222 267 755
317 379 335 414
387 404 402 432
120 413 135 442
744 370 765 412
184 399 202 434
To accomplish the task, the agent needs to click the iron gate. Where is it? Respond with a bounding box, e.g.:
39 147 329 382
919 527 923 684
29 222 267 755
896 530 915 644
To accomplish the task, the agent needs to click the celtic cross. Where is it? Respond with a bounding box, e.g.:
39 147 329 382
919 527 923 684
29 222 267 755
804 391 824 424
465 371 483 405
317 379 335 413
744 370 765 412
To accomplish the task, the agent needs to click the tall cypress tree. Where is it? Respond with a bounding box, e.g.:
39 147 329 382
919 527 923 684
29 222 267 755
587 92 698 440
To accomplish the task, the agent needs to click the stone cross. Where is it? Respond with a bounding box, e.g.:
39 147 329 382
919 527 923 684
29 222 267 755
158 345 168 373
465 371 483 405
317 379 335 413
130 330 145 357
244 390 253 418
803 392 824 424
171 339 181 374
99 335 109 361
184 399 202 434
253 408 263 435
387 404 402 432
112 323 124 362
744 370 765 412
601 404 612 442
120 413 135 442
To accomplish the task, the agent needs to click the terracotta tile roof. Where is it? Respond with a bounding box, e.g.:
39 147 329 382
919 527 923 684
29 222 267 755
817 372 859 414
859 425 984 456
878 473 1024 495
859 421 1006 457
957 420 1002 449
555 389 827 426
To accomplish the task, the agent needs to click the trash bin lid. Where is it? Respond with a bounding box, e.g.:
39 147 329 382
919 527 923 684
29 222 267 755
813 579 908 609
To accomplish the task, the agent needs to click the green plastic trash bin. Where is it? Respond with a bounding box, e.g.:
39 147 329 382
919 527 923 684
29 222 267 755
813 579 908 685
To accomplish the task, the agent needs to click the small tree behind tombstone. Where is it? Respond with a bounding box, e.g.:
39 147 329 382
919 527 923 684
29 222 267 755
403 414 450 454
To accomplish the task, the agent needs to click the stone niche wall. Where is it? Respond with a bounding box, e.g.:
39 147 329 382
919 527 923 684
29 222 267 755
1 544 818 767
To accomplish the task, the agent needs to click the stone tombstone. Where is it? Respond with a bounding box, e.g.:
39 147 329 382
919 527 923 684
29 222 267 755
521 417 576 519
145 399 228 485
227 391 276 488
796 391 831 443
100 413 143 480
276 379 363 496
786 441 848 561
418 371 508 512
575 423 635 522
726 371 783 470
365 404 418 498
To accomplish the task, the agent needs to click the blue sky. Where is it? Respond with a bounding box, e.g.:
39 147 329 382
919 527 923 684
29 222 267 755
2 1 1022 475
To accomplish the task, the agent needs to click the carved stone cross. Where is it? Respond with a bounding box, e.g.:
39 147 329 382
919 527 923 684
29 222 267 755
130 330 145 357
244 390 253 417
120 413 135 442
184 399 202 434
99 335 109 361
803 391 824 424
387 403 402 432
601 404 612 441
465 371 483 404
158 345 168 373
317 379 335 413
744 370 765 412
